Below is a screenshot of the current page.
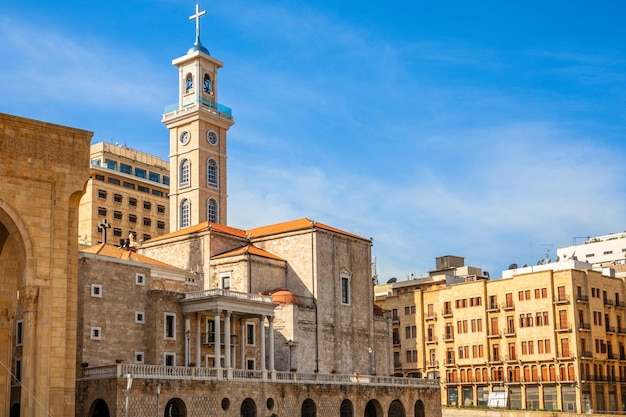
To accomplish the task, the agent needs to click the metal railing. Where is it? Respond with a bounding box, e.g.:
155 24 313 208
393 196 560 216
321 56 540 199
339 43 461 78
164 97 233 119
183 288 273 303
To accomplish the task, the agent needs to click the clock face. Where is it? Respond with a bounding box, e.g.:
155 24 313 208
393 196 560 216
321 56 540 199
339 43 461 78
207 130 218 146
179 130 190 145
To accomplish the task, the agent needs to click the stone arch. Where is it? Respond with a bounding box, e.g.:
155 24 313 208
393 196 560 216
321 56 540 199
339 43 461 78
88 398 111 417
340 399 354 417
414 399 425 417
301 398 316 417
364 399 382 417
164 398 187 417
240 397 257 417
388 400 405 417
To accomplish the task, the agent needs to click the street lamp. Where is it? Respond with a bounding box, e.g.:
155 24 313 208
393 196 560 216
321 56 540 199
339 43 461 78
368 346 373 375
186 329 191 366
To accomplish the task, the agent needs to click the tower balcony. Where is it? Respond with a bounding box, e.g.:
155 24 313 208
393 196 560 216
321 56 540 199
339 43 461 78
164 97 233 121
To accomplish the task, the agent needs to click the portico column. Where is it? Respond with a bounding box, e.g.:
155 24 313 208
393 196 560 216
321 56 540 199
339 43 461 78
240 321 245 369
195 313 201 367
184 315 191 366
260 315 266 373
268 316 275 372
224 310 231 370
20 287 39 417
214 311 221 369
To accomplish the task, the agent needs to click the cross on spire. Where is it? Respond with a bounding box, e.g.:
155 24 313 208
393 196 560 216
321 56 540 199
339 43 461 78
98 218 111 244
189 3 207 44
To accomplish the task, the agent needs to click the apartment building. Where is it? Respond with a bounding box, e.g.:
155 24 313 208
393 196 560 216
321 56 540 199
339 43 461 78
78 142 170 246
375 256 626 413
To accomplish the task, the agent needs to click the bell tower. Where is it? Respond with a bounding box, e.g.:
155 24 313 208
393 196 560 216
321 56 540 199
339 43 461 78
163 4 234 230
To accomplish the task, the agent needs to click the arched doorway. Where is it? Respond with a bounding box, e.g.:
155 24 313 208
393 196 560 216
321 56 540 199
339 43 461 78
241 398 257 417
364 399 382 417
164 398 187 417
301 398 316 417
340 399 354 417
88 399 111 417
414 400 425 417
388 400 405 417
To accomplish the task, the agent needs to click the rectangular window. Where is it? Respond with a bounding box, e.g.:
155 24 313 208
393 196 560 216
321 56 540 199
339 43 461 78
152 189 164 197
247 358 255 370
91 158 101 166
105 159 117 170
90 327 101 340
129 198 137 207
135 273 145 286
143 217 151 227
143 201 152 210
163 176 170 185
120 163 132 174
138 185 149 193
16 321 23 346
135 311 145 324
113 228 122 237
123 181 135 189
97 189 107 199
149 172 160 182
113 210 123 220
164 313 176 339
95 174 105 181
97 207 107 217
164 353 175 367
114 194 123 203
143 234 151 241
157 221 166 230
129 214 137 223
135 168 146 178
91 284 102 298
107 177 120 185
246 323 255 346
135 352 144 364
157 205 166 214
341 276 350 304
221 274 231 290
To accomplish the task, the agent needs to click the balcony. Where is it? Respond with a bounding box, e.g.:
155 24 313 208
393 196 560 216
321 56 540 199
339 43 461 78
576 295 589 303
427 361 439 369
444 360 455 367
606 326 616 334
163 96 233 120
502 302 515 311
616 301 626 309
426 336 438 345
504 355 517 363
488 357 503 364
393 339 401 347
618 327 626 335
503 328 516 337
604 299 615 307
579 351 594 359
443 333 454 343
487 330 501 339
425 312 437 321
486 303 500 313
553 295 570 305
555 324 572 333
578 323 591 332
442 309 453 318
607 353 618 361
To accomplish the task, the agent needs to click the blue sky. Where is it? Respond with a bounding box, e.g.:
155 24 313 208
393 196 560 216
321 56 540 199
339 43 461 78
2 1 626 281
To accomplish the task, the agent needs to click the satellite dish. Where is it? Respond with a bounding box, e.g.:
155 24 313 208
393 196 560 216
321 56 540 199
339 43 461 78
522 264 528 268
508 263 518 270
387 277 397 284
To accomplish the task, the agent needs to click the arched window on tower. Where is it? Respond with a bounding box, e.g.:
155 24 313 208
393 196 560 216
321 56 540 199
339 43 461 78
203 73 212 94
179 159 190 187
207 198 218 223
207 158 218 187
185 73 193 93
180 199 190 229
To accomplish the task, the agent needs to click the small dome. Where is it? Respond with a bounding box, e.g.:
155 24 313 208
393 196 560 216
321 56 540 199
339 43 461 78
188 40 210 55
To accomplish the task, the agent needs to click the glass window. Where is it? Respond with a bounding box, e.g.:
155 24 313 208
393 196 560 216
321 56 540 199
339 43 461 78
164 313 176 339
207 198 218 223
207 158 218 187
123 181 135 189
180 199 190 228
138 185 149 193
246 323 255 345
180 159 190 187
203 73 212 93
185 73 193 93
105 159 117 170
149 172 160 182
120 163 132 174
135 168 146 178
163 176 170 186
341 276 350 304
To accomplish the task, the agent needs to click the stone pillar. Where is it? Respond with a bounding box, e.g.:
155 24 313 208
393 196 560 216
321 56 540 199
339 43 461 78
224 310 231 373
0 304 16 417
240 321 245 369
195 313 201 367
260 315 266 373
185 316 191 366
268 316 275 372
214 312 221 369
20 287 39 417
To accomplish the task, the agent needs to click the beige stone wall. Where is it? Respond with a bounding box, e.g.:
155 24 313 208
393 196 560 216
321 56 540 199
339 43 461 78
0 112 91 417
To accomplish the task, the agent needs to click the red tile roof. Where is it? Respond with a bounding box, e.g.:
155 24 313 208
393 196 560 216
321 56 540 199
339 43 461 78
81 243 178 268
247 218 367 240
147 221 247 242
212 244 285 261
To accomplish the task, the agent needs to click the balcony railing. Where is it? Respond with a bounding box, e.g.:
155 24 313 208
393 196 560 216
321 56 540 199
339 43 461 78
580 351 593 359
502 302 515 311
426 336 438 344
427 361 439 368
553 296 570 305
486 303 500 313
606 326 616 333
604 299 615 307
578 323 591 331
616 301 626 309
487 330 501 339
443 334 454 342
425 312 437 321
503 328 516 337
576 295 589 303
79 364 439 388
555 324 572 333
442 309 453 318
184 288 273 303
164 97 233 120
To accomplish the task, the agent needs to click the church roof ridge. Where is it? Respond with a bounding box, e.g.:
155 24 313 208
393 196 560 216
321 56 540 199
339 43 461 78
246 217 368 241
212 243 285 261
81 243 179 268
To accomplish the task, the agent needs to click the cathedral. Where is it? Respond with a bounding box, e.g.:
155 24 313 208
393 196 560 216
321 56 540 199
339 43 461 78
1 5 440 417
